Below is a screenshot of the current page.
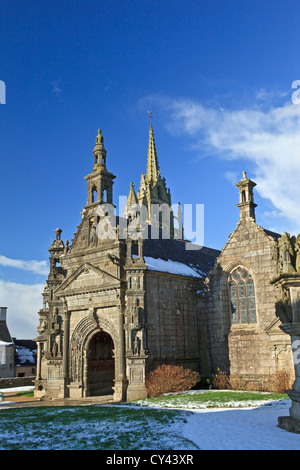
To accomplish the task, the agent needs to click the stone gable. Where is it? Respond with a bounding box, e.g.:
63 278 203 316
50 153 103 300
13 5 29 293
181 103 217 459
204 186 293 385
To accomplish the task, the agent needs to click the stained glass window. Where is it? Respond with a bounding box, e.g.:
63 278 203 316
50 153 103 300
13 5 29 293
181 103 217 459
229 267 257 324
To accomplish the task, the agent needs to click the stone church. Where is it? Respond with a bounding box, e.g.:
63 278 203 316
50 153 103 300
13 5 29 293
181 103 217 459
34 123 294 401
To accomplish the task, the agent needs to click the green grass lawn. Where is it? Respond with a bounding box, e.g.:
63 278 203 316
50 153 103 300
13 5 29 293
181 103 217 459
0 390 288 450
0 404 195 450
134 390 288 409
15 390 34 397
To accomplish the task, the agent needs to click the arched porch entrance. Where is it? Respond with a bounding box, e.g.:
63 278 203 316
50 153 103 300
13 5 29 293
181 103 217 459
86 331 115 396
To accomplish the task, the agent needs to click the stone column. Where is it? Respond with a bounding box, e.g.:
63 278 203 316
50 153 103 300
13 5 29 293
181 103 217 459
62 310 70 379
278 321 300 433
125 354 148 401
83 349 88 397
271 275 300 433
36 341 42 380
113 310 128 402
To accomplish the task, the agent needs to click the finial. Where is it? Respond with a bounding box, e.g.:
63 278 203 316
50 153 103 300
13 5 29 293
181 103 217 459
147 110 152 127
96 129 103 144
55 228 62 240
242 171 247 179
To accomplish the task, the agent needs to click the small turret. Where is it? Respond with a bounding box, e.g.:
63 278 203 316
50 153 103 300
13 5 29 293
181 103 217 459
235 171 257 221
93 129 107 170
85 129 116 206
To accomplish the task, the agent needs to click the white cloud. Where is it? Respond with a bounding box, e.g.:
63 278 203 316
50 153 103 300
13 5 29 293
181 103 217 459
144 93 300 235
51 80 61 94
0 255 48 276
0 281 43 339
255 88 289 101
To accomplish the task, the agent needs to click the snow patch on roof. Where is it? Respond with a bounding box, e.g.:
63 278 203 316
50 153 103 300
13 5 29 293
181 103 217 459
144 256 203 277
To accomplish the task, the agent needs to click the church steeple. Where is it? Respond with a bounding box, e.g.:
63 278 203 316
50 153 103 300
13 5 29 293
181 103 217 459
137 116 171 208
146 123 160 185
132 116 174 236
235 171 257 221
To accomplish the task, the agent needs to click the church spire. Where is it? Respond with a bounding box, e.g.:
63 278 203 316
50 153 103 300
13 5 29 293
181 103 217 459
146 114 160 185
123 182 138 219
132 116 174 236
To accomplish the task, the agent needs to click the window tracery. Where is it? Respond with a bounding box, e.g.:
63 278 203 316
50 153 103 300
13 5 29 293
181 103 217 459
229 266 257 324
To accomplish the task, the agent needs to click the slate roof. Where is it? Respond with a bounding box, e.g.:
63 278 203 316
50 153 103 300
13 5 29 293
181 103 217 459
114 216 221 278
132 236 220 278
262 228 281 241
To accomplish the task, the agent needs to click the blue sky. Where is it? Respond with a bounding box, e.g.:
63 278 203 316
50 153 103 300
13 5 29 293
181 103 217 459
1 0 300 338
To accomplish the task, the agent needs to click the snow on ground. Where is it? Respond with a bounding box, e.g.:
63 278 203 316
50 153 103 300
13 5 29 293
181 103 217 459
182 400 300 450
0 387 300 450
0 386 34 393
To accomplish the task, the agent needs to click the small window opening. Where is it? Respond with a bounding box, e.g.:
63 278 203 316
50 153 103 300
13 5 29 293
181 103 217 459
92 187 97 203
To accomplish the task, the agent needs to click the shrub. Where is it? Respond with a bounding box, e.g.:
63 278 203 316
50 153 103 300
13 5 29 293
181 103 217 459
267 369 293 394
228 375 246 391
211 368 231 390
211 368 293 393
145 364 200 398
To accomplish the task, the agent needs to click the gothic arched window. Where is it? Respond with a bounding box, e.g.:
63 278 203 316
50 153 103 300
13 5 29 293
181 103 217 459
229 266 257 324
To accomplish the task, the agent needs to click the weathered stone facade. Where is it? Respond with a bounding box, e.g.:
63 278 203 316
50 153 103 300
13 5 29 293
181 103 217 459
35 126 294 401
202 173 294 387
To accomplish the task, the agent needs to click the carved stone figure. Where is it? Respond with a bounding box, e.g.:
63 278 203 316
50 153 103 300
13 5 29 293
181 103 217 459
278 232 295 273
51 337 59 357
89 221 97 246
133 335 141 355
295 234 300 272
37 319 47 334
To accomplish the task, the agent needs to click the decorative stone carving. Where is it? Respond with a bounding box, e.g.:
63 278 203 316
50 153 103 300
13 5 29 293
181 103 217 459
89 220 97 247
275 287 293 324
278 232 296 274
271 269 300 433
133 334 141 355
295 234 300 273
272 232 300 275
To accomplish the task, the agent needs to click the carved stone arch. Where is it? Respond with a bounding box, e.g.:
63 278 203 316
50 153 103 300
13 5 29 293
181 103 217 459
82 315 119 397
69 312 120 394
82 315 118 354
69 313 98 382
223 259 252 277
